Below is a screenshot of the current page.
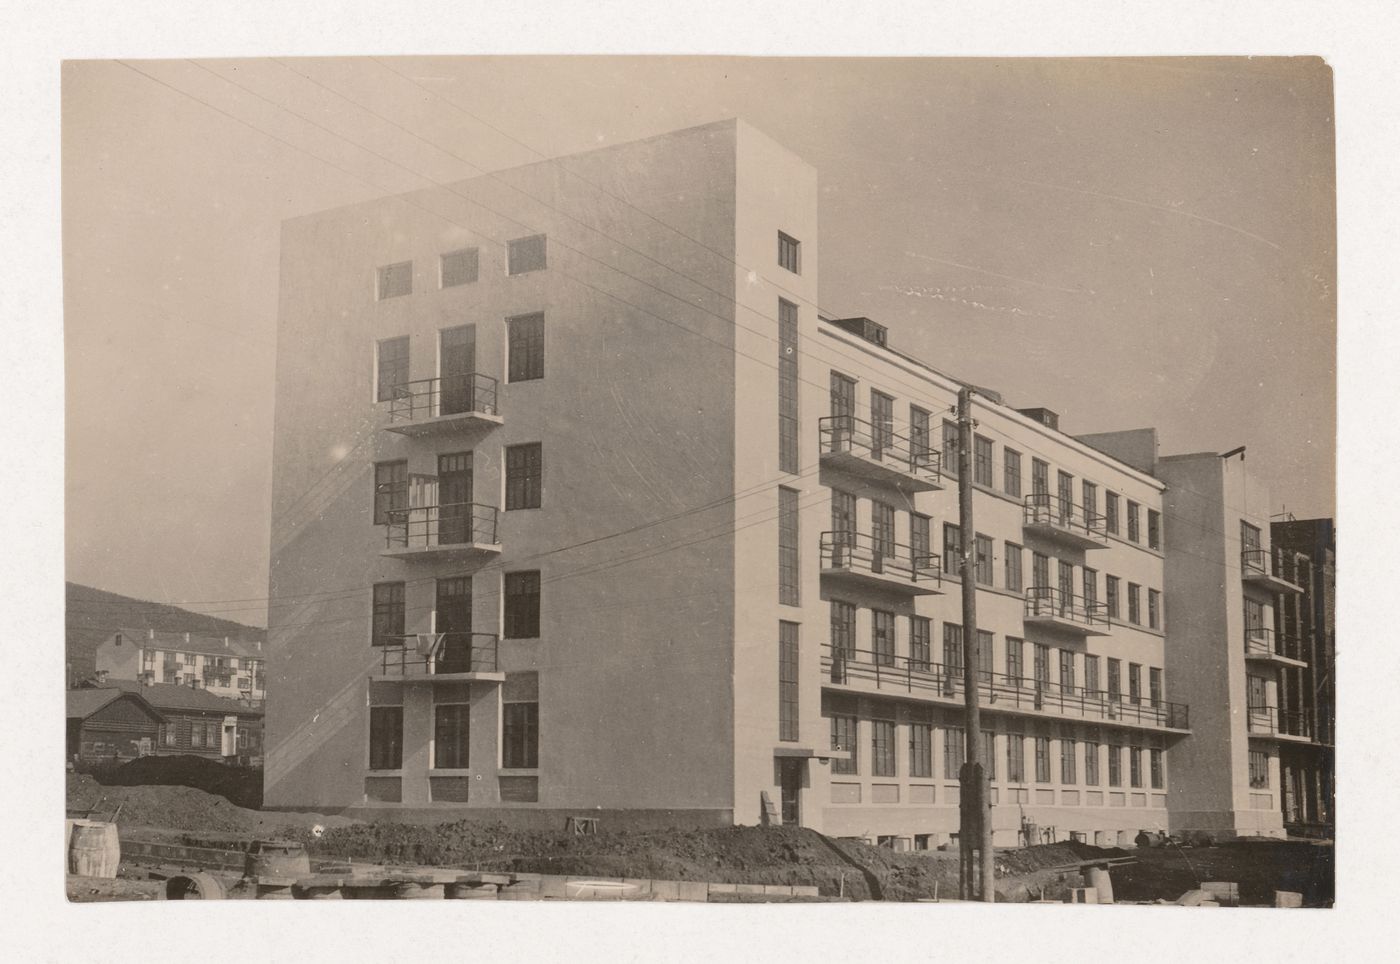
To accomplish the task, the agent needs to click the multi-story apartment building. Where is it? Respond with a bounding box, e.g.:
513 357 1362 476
266 119 1302 846
94 628 267 705
1271 518 1335 833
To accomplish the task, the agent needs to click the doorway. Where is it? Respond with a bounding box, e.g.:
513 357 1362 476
439 325 477 416
436 576 473 673
778 758 804 827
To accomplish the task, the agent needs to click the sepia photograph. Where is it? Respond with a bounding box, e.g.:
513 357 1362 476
57 53 1338 912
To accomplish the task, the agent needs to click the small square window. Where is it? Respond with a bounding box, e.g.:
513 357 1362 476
778 232 801 274
441 248 479 288
377 261 413 300
508 235 547 275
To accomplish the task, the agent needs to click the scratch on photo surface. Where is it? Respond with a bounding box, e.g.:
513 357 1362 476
905 250 1094 295
879 283 1059 320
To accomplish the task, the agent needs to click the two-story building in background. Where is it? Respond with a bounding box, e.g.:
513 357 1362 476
94 628 266 705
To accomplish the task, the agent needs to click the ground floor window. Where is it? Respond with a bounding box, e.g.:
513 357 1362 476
369 706 403 770
503 703 539 769
1249 749 1270 789
434 703 470 769
1150 748 1165 789
831 715 858 775
943 727 965 780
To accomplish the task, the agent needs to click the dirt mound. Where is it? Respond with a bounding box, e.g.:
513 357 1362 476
1112 838 1333 907
97 755 262 809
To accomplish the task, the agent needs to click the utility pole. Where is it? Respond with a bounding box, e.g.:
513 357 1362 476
956 386 996 902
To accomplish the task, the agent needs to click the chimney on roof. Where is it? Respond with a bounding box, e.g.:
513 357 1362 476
256 640 262 652
829 316 889 348
1017 407 1060 431
184 632 191 644
148 628 155 641
224 636 229 648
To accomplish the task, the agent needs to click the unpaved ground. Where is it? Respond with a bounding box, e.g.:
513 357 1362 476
66 773 352 836
1113 840 1333 907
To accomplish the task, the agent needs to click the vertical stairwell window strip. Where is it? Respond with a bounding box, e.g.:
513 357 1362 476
778 299 799 474
778 487 800 606
778 622 799 742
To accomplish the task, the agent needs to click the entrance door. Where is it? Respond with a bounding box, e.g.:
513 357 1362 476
829 372 856 450
439 325 477 415
779 758 803 827
436 577 473 673
437 452 473 546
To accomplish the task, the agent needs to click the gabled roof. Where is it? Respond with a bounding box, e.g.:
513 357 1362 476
96 679 263 717
109 627 265 660
67 688 165 723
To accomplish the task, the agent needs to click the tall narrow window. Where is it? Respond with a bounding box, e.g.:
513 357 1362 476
942 421 960 479
1127 501 1141 543
1150 748 1164 789
1061 737 1078 785
371 582 405 647
871 501 895 562
1031 459 1049 497
910 513 932 570
1128 663 1142 705
1003 448 1022 497
1005 543 1023 593
870 390 894 460
1105 575 1121 619
1033 643 1050 691
830 601 856 661
504 571 541 639
973 435 993 486
503 672 540 769
1107 658 1123 702
943 523 963 579
507 234 547 274
376 336 409 401
1082 481 1098 523
1032 552 1050 590
1057 471 1075 524
982 730 997 780
778 487 800 606
871 716 896 777
1084 737 1101 785
1034 736 1051 783
910 406 931 468
910 616 932 670
507 312 545 382
1083 567 1099 610
977 630 994 682
778 622 799 742
1249 749 1269 788
1105 492 1120 535
369 706 403 770
944 726 966 779
831 714 858 774
1058 649 1076 695
1147 510 1161 549
910 721 933 778
1007 731 1026 782
1148 589 1161 630
974 534 994 586
505 443 543 509
1084 655 1101 696
868 609 894 667
943 623 964 675
778 299 800 473
1128 583 1141 625
376 261 412 300
1241 521 1262 553
778 232 801 274
1108 744 1123 787
373 460 408 524
1149 667 1163 707
440 248 479 287
1129 746 1143 788
434 702 470 769
1005 637 1024 686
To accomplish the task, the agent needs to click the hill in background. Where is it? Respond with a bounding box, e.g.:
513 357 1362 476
65 582 264 684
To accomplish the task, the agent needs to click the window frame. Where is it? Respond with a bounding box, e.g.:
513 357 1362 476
505 443 543 510
973 435 993 487
778 486 801 606
369 705 404 771
1003 448 1022 498
503 570 542 639
503 700 540 769
375 336 410 403
376 261 413 300
371 581 406 648
507 312 546 383
506 234 547 275
373 460 408 525
433 701 471 770
440 247 480 288
778 621 800 742
777 231 801 274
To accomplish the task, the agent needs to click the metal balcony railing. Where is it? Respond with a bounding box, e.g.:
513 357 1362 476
818 415 943 488
822 644 1189 730
1024 586 1111 631
1023 494 1109 547
1247 705 1313 739
202 668 233 685
820 530 941 589
377 632 500 677
1245 626 1275 658
387 373 499 424
384 503 499 550
1241 548 1304 592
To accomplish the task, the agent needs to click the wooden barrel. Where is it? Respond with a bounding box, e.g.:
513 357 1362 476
68 820 120 878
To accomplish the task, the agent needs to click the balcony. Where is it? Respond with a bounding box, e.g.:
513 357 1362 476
383 374 502 437
1022 494 1109 550
1247 706 1314 743
1244 627 1308 668
371 633 504 683
820 531 942 596
202 668 233 686
1023 587 1111 636
818 416 943 493
381 503 501 563
821 645 1189 733
1241 548 1305 594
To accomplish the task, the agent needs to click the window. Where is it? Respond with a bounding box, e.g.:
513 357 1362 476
434 702 470 769
1247 674 1268 711
1147 510 1161 550
1107 744 1122 787
1105 576 1121 619
1061 738 1077 785
440 248 479 287
507 313 545 382
1058 650 1075 695
1149 667 1163 707
1128 583 1141 625
830 601 856 660
1057 471 1074 523
778 299 799 473
507 234 547 274
504 571 541 638
1033 643 1050 691
871 501 895 561
831 715 858 774
829 371 856 421
910 722 933 778
981 730 997 781
1107 658 1122 702
779 622 799 742
943 523 962 579
1128 663 1142 705
191 722 205 749
505 443 543 509
1105 492 1120 535
1034 736 1051 783
778 232 801 274
1031 458 1049 497
376 336 409 402
1249 749 1269 789
1058 560 1075 610
1083 567 1098 610
1082 481 1098 523
943 623 964 675
161 724 176 747
778 487 800 606
369 706 403 770
1003 448 1022 498
872 610 895 667
872 717 896 777
376 261 412 300
1084 739 1101 785
1032 552 1050 591
1127 501 1141 543
1148 589 1161 630
371 582 405 647
1241 521 1262 553
373 460 408 525
1129 747 1143 788
973 435 993 486
910 616 932 671
504 673 540 769
1084 655 1101 697
942 421 959 479
871 390 894 460
1006 732 1026 782
1005 637 1024 686
944 726 966 779
910 514 932 570
974 534 994 586
1005 543 1023 593
910 407 931 468
977 630 994 682
1150 748 1164 789
830 488 856 547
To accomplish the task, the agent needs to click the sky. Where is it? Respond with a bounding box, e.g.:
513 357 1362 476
62 56 1335 628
